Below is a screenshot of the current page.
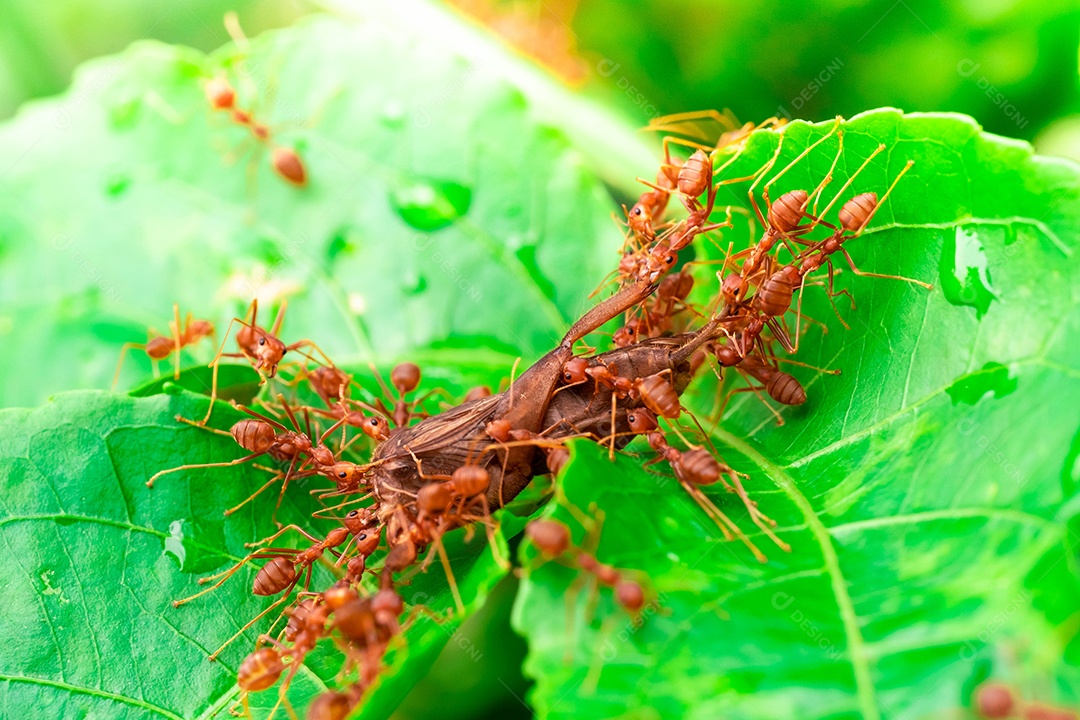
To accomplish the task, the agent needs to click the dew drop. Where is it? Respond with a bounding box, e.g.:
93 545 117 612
164 519 187 570
945 362 1017 405
401 272 428 296
106 174 131 197
381 101 405 127
163 518 229 574
391 177 472 232
939 226 999 318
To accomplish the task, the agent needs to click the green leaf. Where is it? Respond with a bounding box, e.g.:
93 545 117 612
0 5 651 718
0 5 650 407
514 109 1080 719
0 390 510 718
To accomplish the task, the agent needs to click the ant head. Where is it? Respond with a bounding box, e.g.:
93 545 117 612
359 415 390 442
562 357 589 385
253 332 288 375
627 408 658 435
721 273 747 303
626 201 651 233
330 462 366 488
612 324 638 348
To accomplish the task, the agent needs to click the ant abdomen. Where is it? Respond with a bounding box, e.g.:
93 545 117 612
253 556 296 596
271 147 306 186
144 336 175 360
451 465 490 497
525 519 570 558
768 190 808 234
752 265 801 317
679 448 721 485
237 647 284 692
638 373 681 419
766 371 806 406
838 192 878 233
307 691 353 720
677 150 711 199
285 598 316 641
231 419 277 454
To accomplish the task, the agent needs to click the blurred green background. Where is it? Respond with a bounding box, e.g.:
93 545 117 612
1 1 1075 718
2 0 1078 155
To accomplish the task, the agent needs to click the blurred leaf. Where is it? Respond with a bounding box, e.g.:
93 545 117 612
0 7 650 407
0 0 305 120
565 0 1079 141
514 110 1080 719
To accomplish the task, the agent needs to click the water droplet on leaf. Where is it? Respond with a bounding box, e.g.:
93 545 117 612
391 177 472 231
163 518 229 574
939 226 999 318
401 272 427 295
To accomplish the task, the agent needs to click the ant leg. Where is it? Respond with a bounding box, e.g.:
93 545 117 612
647 109 739 140
173 550 282 605
225 471 286 517
111 342 147 390
762 116 842 200
235 402 291 433
146 451 265 488
172 303 183 380
270 455 303 527
434 537 465 615
719 384 784 426
814 144 888 227
268 298 287 337
722 468 792 553
207 591 295 661
839 246 933 290
806 130 845 222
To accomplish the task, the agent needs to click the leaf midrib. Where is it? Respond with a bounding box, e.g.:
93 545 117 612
711 426 880 720
0 513 245 563
0 674 184 720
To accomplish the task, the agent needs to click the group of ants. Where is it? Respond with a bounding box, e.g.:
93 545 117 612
118 104 947 719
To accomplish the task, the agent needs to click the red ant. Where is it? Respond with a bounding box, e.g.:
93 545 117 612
202 14 309 189
233 645 285 717
523 496 650 663
174 524 351 661
200 299 334 425
627 407 790 562
112 304 214 388
368 362 438 429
